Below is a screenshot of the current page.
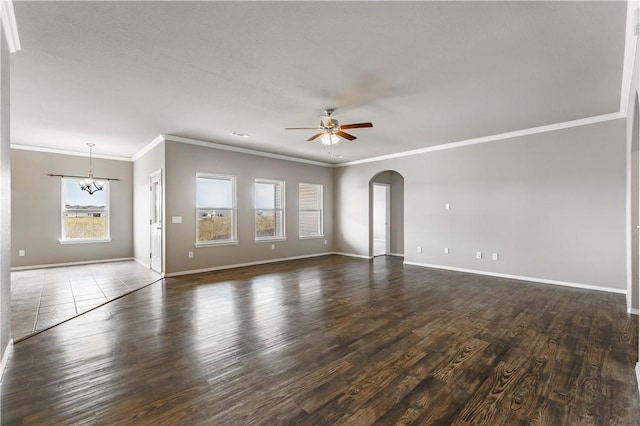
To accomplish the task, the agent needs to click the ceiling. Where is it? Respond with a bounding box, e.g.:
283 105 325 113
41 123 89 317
10 1 628 164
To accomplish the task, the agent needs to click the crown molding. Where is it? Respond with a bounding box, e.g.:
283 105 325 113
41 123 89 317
620 0 639 116
163 134 334 168
1 0 21 53
131 134 164 161
10 144 132 162
335 112 625 168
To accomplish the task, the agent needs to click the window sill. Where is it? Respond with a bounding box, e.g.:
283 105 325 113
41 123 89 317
299 235 325 240
195 240 239 248
255 237 287 243
59 238 111 245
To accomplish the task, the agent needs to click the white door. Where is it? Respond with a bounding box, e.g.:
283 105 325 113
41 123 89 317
150 170 162 273
373 183 390 256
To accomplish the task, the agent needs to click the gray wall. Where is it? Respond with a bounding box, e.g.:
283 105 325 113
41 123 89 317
163 140 333 275
132 141 164 266
335 118 627 291
1 25 11 360
11 150 133 267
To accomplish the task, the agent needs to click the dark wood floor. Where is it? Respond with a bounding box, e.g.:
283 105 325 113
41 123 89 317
1 255 638 425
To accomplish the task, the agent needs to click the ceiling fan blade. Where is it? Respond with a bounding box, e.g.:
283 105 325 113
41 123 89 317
307 133 323 141
286 127 321 130
335 130 357 141
339 122 373 130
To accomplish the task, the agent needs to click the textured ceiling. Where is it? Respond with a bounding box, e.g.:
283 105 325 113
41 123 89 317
11 1 627 163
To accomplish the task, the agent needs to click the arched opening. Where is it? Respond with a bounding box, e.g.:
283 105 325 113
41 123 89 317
369 170 405 258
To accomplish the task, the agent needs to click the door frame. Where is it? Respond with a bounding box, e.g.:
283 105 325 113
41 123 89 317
149 169 163 274
372 182 391 257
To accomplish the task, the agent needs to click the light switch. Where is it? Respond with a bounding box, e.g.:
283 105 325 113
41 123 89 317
492 253 499 261
476 251 482 259
172 216 182 224
444 248 449 254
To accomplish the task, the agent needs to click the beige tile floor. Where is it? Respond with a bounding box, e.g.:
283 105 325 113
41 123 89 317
11 260 162 341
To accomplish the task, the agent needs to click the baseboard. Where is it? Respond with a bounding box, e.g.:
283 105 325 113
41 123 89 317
133 257 150 269
0 339 14 383
636 363 640 400
332 252 373 260
11 257 135 271
388 253 405 257
629 308 639 315
164 252 334 277
403 261 627 295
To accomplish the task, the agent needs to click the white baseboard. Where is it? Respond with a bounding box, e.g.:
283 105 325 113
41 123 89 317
0 339 14 383
11 257 135 271
403 261 627 295
636 363 640 400
164 252 334 277
388 253 405 257
332 252 373 260
629 308 639 315
133 257 150 269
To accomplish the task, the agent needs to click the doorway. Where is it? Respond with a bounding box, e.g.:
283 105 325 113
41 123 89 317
373 183 390 256
369 170 405 258
150 170 162 273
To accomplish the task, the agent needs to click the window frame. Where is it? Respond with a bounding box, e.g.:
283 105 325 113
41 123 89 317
254 178 286 242
298 182 324 239
195 172 238 247
60 177 111 244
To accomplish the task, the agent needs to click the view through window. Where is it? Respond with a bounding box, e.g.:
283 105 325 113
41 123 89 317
196 173 236 244
62 178 109 241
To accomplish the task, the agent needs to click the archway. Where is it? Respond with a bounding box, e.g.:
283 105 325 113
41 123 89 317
369 171 405 258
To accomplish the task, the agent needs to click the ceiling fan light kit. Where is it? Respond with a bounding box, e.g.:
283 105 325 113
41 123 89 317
285 109 373 153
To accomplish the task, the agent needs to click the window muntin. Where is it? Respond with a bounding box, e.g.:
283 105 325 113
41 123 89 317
196 173 237 245
255 179 285 240
299 183 323 238
61 178 110 242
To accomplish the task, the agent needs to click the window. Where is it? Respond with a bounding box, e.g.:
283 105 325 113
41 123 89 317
196 173 237 245
61 178 110 242
255 179 285 240
299 183 323 238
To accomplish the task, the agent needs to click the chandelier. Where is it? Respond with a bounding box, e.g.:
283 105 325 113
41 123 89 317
78 143 105 195
47 143 120 191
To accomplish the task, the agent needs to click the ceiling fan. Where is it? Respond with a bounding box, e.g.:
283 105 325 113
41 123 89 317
285 109 373 145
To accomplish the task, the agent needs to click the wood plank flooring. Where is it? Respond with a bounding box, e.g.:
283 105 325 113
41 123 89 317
1 255 638 425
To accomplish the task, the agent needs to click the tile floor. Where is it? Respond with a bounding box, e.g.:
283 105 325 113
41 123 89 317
11 260 162 340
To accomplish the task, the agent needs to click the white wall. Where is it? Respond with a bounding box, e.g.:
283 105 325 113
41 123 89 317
11 149 134 267
0 21 11 360
335 118 627 292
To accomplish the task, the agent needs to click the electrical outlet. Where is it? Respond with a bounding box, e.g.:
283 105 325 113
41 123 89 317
492 253 499 261
417 246 422 253
324 240 327 245
476 251 482 259
188 251 193 259
445 203 450 210
18 250 25 257
444 248 449 254
271 244 275 250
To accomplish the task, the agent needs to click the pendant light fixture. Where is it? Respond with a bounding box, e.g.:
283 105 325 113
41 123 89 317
47 143 120 193
78 143 105 194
